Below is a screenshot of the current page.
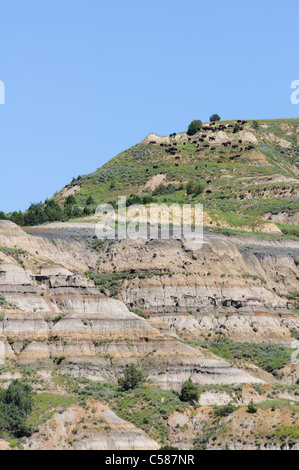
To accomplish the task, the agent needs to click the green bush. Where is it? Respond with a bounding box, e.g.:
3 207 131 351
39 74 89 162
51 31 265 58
247 400 258 414
0 380 34 438
194 182 205 195
210 114 221 122
186 181 194 195
64 195 76 206
118 364 147 391
86 195 95 206
185 181 204 196
187 120 202 136
199 336 292 376
160 446 179 450
279 224 299 238
214 403 237 417
180 378 199 404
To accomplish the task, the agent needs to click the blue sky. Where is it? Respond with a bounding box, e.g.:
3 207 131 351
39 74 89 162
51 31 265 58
0 0 298 212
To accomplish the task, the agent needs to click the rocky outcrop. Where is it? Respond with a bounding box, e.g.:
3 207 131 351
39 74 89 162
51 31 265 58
0 220 97 272
0 223 264 388
91 234 299 347
23 401 160 451
0 222 297 389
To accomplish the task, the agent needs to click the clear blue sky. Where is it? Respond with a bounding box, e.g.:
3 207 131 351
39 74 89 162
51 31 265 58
0 0 298 212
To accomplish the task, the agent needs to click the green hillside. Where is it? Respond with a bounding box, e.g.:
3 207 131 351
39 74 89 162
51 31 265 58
2 118 299 234
56 118 299 233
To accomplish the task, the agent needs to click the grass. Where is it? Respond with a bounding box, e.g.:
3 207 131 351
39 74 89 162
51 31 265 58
257 399 299 412
0 246 28 267
279 224 299 238
284 292 299 310
85 270 174 296
0 295 17 310
22 373 299 449
27 393 78 428
191 336 293 376
2 118 298 235
58 118 299 218
78 383 187 445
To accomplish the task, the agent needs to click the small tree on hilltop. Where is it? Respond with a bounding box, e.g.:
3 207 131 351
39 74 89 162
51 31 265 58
187 120 202 136
210 114 221 122
118 364 147 391
180 378 199 404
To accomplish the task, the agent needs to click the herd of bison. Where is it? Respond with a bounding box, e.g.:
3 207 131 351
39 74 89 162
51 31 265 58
148 120 255 166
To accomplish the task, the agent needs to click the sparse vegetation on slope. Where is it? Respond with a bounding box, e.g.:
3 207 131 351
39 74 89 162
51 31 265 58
1 118 298 235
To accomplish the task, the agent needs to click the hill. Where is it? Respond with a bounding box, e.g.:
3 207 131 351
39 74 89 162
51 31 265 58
55 118 299 234
0 117 299 449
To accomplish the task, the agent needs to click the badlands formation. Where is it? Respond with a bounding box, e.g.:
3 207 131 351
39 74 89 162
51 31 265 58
0 219 299 450
0 118 299 450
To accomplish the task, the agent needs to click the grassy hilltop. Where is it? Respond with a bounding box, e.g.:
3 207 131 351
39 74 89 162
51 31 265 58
2 117 299 235
55 118 299 235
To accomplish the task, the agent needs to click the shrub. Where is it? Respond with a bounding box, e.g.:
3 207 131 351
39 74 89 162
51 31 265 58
118 364 147 391
160 446 179 450
214 404 237 417
86 195 95 206
152 184 168 196
142 195 156 204
0 380 34 437
279 225 299 238
180 378 199 404
194 182 205 195
193 434 209 450
290 329 299 341
187 120 202 136
247 400 257 414
210 114 221 122
201 336 292 376
64 195 76 206
186 181 194 195
126 195 143 206
10 212 24 226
